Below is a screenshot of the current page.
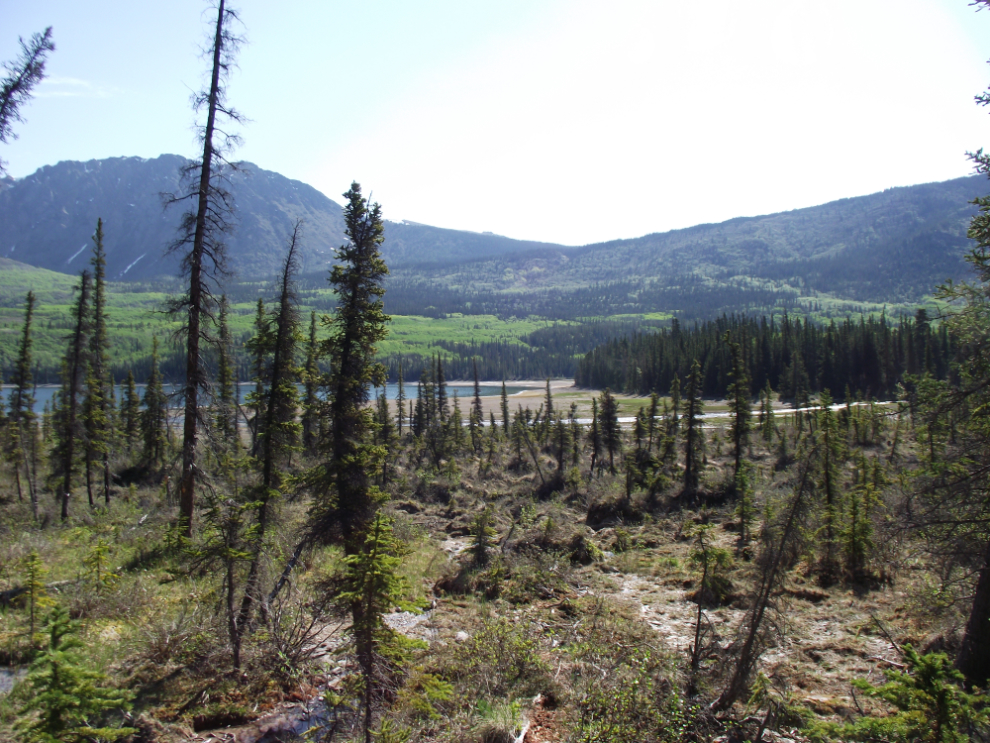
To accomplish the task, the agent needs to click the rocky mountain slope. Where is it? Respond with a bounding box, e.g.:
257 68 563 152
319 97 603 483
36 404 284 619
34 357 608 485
0 155 562 282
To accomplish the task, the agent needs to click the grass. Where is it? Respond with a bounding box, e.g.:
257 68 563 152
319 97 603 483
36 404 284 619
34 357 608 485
0 261 580 379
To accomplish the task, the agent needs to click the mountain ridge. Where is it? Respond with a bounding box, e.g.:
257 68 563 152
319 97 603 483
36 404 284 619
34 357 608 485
0 155 985 313
0 154 567 281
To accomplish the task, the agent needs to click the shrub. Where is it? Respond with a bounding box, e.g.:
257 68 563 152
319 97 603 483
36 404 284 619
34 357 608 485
573 647 697 743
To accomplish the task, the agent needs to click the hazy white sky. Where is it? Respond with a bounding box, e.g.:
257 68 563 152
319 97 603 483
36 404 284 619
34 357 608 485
2 0 989 245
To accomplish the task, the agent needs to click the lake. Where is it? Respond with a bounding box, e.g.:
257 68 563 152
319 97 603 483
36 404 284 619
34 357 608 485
7 382 532 413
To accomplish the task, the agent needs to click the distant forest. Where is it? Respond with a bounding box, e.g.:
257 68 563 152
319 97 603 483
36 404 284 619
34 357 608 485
575 311 950 401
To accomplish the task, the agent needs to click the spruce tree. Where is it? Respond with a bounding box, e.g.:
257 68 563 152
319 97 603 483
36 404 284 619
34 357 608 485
313 182 390 551
16 606 136 743
449 391 465 453
246 297 269 455
120 370 141 448
141 337 169 477
683 360 705 493
760 379 776 445
542 377 554 442
395 358 406 438
472 359 484 426
302 310 321 456
7 291 37 515
599 388 621 474
844 455 875 580
816 389 844 583
670 373 681 437
0 28 55 178
21 550 49 645
55 271 91 520
734 460 755 548
725 332 752 484
647 392 660 453
376 388 397 487
86 219 112 505
436 355 448 422
470 507 497 567
500 380 510 435
587 397 603 477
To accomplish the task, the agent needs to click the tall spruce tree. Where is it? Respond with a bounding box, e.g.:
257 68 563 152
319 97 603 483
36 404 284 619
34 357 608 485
86 219 112 505
816 389 844 583
472 359 484 426
55 271 91 520
165 0 244 537
246 298 269 456
395 359 406 437
313 182 390 551
141 337 169 477
587 397 603 478
7 291 36 515
599 387 621 474
725 332 752 484
301 310 321 456
120 369 141 447
501 380 510 435
436 355 448 422
683 359 705 493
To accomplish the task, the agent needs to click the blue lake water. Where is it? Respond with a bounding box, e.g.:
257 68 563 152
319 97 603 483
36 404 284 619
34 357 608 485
10 382 532 413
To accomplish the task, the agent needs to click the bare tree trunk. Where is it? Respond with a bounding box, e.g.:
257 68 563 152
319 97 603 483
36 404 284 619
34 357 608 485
178 0 229 538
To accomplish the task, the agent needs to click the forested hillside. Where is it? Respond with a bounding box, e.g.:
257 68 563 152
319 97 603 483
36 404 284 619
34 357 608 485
387 175 983 320
0 156 982 321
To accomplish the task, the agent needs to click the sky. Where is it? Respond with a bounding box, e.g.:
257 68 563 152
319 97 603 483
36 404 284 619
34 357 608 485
2 0 989 246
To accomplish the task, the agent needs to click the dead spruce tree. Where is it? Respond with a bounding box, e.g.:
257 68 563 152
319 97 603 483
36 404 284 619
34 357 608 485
164 0 244 537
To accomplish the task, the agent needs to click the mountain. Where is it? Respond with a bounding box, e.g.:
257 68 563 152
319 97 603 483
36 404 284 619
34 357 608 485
0 155 565 281
386 175 985 316
0 155 985 317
